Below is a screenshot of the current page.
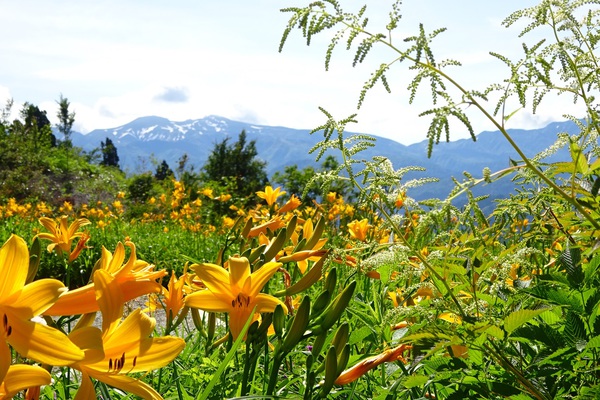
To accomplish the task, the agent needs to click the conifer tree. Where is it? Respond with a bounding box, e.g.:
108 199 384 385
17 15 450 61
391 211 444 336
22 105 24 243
100 137 120 169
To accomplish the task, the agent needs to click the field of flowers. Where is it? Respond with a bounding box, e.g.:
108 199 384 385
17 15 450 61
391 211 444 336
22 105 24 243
1 183 409 399
3 0 600 398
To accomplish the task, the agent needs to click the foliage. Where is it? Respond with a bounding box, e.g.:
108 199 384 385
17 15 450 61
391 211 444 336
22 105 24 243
200 130 268 207
272 154 357 202
3 0 600 399
276 0 600 397
154 159 174 181
100 137 120 169
55 94 75 147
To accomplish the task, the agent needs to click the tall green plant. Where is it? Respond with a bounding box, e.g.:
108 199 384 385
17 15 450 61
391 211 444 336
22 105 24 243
279 0 600 397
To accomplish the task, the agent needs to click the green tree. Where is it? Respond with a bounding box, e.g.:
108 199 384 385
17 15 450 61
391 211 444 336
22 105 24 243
201 130 268 205
100 137 120 169
56 94 75 147
20 102 56 148
155 159 174 181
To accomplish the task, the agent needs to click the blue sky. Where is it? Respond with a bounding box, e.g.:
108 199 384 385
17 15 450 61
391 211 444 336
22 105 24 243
0 0 584 144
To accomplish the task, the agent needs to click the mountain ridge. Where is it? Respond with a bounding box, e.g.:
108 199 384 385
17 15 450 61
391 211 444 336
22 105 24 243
70 115 577 205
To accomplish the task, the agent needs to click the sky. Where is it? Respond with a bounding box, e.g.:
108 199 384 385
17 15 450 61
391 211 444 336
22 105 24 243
0 0 587 144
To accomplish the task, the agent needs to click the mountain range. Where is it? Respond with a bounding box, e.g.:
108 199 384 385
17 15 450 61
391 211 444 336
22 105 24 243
70 115 580 206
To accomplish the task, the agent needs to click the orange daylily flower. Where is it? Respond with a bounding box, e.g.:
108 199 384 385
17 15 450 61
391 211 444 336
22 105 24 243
247 217 286 238
148 270 188 328
0 235 84 366
347 219 371 242
68 269 185 399
45 241 166 316
335 344 411 385
36 216 91 259
185 256 287 339
0 364 50 399
277 194 301 214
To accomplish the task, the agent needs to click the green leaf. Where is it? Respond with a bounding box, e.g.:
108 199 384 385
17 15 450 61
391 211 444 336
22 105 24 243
585 335 600 350
504 309 546 334
403 374 429 389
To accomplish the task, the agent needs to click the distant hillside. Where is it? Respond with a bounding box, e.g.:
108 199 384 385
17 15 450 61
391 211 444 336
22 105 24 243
70 116 578 206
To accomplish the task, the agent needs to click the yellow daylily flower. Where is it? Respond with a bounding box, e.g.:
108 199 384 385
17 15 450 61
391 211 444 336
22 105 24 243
45 241 166 316
69 269 185 400
0 235 84 366
256 186 286 206
36 216 91 256
347 219 371 242
185 256 287 340
0 364 51 399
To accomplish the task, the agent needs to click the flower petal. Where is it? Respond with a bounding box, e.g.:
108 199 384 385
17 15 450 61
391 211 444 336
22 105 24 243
192 263 234 298
92 374 163 400
185 290 231 313
43 284 96 316
101 243 126 275
38 217 58 235
254 293 287 314
104 336 184 373
73 372 96 400
69 326 105 364
103 309 155 352
5 309 84 365
0 235 28 300
2 364 51 398
68 218 91 239
0 342 9 383
93 269 123 334
248 261 281 298
12 278 66 317
228 257 251 293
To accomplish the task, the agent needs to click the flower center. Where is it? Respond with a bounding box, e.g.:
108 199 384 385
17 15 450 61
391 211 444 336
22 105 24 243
1 313 12 339
107 352 137 373
231 293 250 309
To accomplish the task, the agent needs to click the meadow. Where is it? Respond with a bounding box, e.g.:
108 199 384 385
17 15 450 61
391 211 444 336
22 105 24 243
3 0 600 399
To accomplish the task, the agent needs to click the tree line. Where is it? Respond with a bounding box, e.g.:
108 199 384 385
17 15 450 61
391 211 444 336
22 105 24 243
0 96 353 215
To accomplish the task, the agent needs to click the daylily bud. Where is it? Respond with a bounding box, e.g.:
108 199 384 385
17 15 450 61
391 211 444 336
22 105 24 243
27 237 42 284
336 344 350 375
320 346 338 397
304 217 326 250
263 228 288 262
331 323 350 355
241 217 253 238
274 256 325 297
324 268 337 294
284 214 298 241
313 281 356 334
248 217 286 238
278 249 327 263
310 290 331 319
311 332 328 357
334 344 412 385
247 244 267 264
281 296 311 352
207 312 216 343
273 304 286 338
